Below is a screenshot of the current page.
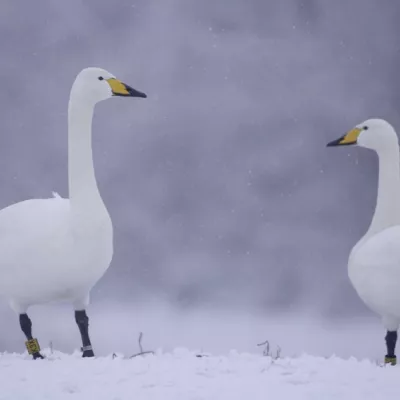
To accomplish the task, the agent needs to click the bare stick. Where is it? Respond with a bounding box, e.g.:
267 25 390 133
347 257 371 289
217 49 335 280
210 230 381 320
138 332 143 353
257 340 270 357
275 345 281 359
129 331 155 358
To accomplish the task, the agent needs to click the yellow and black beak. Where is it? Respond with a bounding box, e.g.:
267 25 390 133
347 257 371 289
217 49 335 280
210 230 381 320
106 78 147 98
326 127 361 147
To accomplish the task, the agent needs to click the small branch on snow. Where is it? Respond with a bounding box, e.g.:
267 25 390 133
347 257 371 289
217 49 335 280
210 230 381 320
129 332 155 358
138 331 144 353
195 346 209 358
257 340 281 359
275 345 281 359
257 340 270 357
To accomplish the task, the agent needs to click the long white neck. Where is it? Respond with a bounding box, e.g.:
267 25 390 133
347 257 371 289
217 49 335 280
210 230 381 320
366 146 400 237
68 93 102 209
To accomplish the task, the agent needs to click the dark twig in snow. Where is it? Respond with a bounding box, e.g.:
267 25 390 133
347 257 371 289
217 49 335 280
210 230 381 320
276 345 281 359
138 331 144 353
257 340 281 359
195 346 209 358
129 332 154 358
257 340 270 357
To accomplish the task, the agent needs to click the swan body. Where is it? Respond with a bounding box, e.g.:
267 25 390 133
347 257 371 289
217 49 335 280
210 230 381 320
0 193 112 310
327 118 400 364
0 67 146 357
349 225 400 329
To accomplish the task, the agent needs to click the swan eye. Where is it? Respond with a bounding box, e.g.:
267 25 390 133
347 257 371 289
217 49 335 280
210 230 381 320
98 76 104 81
363 126 368 130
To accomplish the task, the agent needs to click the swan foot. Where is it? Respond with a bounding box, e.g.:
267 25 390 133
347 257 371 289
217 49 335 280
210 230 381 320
384 356 397 366
25 338 44 360
19 314 44 360
81 345 94 358
32 351 45 360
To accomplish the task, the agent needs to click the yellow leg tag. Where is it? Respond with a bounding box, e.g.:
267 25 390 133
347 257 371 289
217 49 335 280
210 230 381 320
25 338 40 354
385 356 397 366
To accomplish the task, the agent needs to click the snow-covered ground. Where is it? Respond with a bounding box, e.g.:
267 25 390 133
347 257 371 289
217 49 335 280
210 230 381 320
0 301 397 399
0 349 398 400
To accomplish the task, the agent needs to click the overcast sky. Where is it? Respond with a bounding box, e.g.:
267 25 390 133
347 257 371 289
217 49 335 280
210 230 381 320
0 0 399 331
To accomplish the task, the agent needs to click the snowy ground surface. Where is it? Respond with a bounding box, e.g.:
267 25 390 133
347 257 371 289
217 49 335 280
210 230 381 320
1 302 398 399
0 349 398 400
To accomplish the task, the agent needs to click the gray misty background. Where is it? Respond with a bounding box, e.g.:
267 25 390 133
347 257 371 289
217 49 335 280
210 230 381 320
0 0 399 359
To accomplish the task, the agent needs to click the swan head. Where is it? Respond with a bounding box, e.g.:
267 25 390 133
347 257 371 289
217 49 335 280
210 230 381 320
327 118 398 152
71 67 147 104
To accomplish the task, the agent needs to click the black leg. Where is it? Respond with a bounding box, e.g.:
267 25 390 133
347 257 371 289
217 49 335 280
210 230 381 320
19 313 44 360
75 310 95 357
385 330 397 365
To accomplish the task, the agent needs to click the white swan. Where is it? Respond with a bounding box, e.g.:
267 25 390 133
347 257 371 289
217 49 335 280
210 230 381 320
327 118 400 365
0 67 146 359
